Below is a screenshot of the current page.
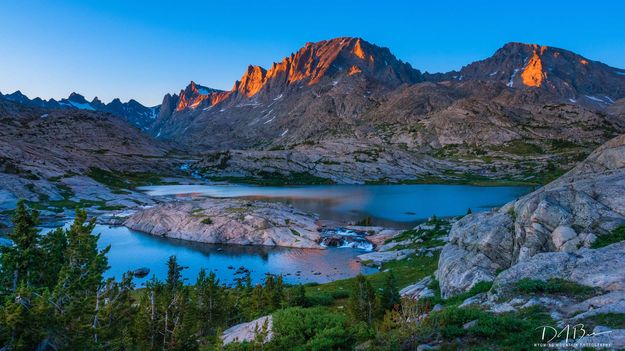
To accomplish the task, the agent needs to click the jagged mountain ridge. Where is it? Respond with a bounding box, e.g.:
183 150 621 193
150 38 625 152
0 90 159 130
150 37 422 143
3 37 625 153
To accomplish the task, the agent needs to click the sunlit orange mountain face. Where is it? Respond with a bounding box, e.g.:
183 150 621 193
135 37 625 151
3 37 625 153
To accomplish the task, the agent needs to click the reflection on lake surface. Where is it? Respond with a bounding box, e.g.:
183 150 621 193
140 183 532 227
40 183 531 285
42 224 377 286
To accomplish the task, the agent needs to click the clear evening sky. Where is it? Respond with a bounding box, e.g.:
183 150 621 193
1 0 624 106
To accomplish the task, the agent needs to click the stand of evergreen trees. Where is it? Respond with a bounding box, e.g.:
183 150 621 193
0 202 402 350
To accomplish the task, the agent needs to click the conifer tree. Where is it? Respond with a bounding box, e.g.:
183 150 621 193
97 273 137 350
348 274 378 325
0 284 53 350
0 200 41 292
52 209 109 349
288 284 307 307
38 227 68 289
380 271 401 311
195 269 224 337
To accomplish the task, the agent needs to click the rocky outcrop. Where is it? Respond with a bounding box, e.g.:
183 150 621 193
400 276 435 300
191 140 456 184
357 249 415 266
494 242 625 292
222 315 273 345
124 198 323 249
437 134 625 297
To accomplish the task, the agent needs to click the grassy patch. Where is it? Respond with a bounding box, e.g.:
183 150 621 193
420 306 555 350
208 171 334 186
305 253 439 309
386 218 451 250
24 183 108 213
87 167 169 190
591 225 625 249
441 281 494 307
97 204 126 211
201 217 213 225
290 228 301 237
577 313 625 329
490 140 544 156
515 278 601 299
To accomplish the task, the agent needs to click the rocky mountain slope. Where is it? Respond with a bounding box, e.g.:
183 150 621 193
454 42 625 107
3 38 625 185
150 37 423 148
0 91 159 130
0 98 173 210
144 38 625 183
437 132 625 297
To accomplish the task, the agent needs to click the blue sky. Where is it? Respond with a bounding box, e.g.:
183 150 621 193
1 0 624 106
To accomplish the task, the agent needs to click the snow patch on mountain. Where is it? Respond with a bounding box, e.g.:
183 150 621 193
507 69 519 87
585 95 606 103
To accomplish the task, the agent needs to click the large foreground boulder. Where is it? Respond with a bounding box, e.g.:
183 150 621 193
437 134 625 297
222 316 273 345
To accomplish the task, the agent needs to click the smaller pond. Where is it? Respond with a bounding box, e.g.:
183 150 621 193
41 224 377 286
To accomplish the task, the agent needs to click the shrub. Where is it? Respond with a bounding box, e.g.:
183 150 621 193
515 278 599 299
444 280 493 306
422 306 555 350
201 217 213 225
306 292 335 306
591 225 625 249
269 307 353 350
355 216 373 226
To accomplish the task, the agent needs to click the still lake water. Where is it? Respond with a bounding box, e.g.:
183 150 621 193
140 183 532 227
44 184 531 285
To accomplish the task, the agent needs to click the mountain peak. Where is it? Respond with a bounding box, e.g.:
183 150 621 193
458 42 625 102
233 65 267 97
175 81 229 111
67 92 90 105
228 36 421 100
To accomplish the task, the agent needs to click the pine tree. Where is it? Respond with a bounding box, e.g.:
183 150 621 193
195 269 224 337
157 256 198 351
271 275 284 310
97 273 137 350
134 276 164 350
348 274 378 325
288 284 307 307
0 283 53 350
39 227 68 289
166 256 183 293
380 271 401 311
0 200 42 292
249 283 265 318
52 209 110 349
